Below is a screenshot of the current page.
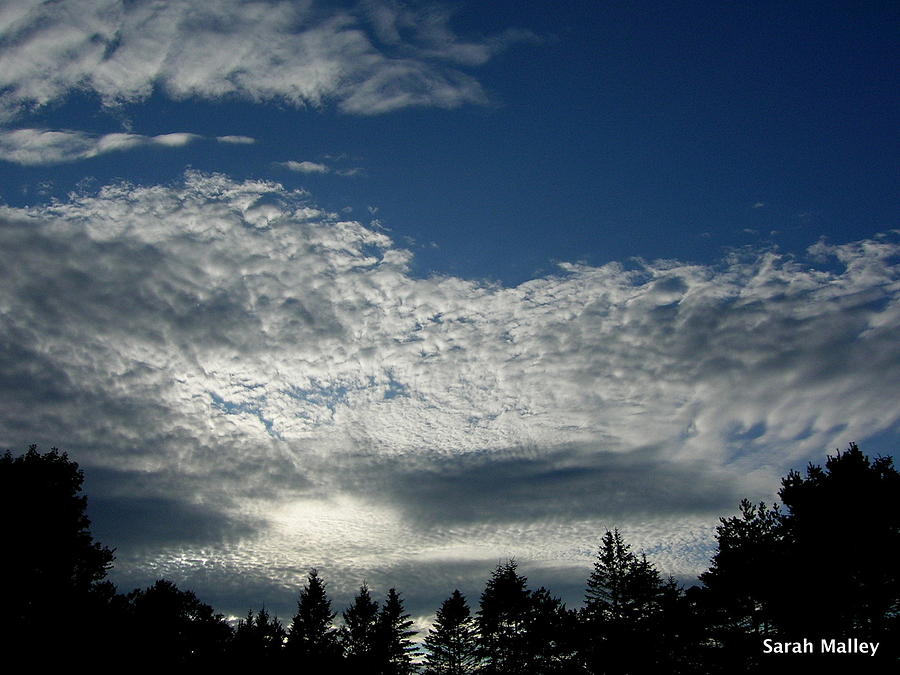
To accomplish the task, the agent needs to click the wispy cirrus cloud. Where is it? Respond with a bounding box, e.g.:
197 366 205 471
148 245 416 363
1 172 897 618
0 0 535 122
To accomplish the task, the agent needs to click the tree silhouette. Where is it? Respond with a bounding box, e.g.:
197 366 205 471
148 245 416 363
697 498 784 671
0 445 116 659
230 607 287 664
286 568 342 668
527 586 581 674
698 443 900 670
777 443 900 641
424 589 480 675
126 579 232 665
581 529 672 674
477 560 533 674
376 587 418 674
342 582 380 670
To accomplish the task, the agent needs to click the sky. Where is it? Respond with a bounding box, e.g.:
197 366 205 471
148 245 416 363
1 0 898 631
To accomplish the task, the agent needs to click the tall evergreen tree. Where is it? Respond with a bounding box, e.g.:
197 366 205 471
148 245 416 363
342 583 380 671
424 589 480 675
581 529 667 675
376 587 418 674
287 568 342 668
477 560 533 674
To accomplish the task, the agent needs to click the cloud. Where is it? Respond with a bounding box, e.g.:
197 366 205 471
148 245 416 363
0 128 203 165
278 159 364 176
279 160 331 174
216 135 256 145
1 171 898 616
0 0 535 122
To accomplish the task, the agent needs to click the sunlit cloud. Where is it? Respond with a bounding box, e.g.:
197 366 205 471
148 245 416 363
0 128 202 165
216 135 256 145
1 171 897 616
0 0 534 122
279 160 331 174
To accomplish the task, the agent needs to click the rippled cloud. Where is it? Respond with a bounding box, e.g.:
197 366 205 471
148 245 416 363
1 172 897 617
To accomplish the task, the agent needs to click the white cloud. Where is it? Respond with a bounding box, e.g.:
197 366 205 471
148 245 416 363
0 128 202 165
0 0 534 121
216 135 256 145
279 159 331 174
151 132 201 147
1 171 898 616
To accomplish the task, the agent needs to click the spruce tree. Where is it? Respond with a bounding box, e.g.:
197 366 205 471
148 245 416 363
342 583 380 670
424 589 480 675
477 560 532 674
581 529 666 674
287 568 342 668
377 587 418 674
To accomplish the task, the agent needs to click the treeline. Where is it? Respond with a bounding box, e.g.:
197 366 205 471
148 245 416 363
2 443 897 672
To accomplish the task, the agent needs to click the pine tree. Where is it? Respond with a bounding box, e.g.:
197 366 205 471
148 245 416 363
424 589 480 675
342 583 380 670
287 568 342 668
376 587 418 674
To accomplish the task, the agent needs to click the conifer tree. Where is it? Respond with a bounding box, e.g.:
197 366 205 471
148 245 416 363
287 568 342 667
528 586 581 675
231 607 287 664
342 583 380 670
376 587 418 674
424 589 480 675
581 529 666 674
477 560 532 674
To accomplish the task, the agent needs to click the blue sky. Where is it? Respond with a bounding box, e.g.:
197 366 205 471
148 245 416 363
1 0 898 628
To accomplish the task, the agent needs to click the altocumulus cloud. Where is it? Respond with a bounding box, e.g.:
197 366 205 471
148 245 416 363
0 0 534 121
1 172 898 618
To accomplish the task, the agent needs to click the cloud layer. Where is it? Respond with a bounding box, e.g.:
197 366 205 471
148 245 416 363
0 0 532 121
1 172 898 617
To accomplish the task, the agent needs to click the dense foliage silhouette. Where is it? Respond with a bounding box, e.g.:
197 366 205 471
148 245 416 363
0 445 116 661
3 442 897 672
